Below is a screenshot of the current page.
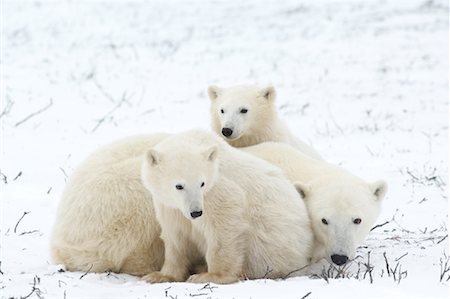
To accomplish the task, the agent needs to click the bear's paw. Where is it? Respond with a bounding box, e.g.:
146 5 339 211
142 271 177 283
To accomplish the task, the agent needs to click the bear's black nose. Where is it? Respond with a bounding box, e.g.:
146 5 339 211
221 128 233 137
331 254 348 266
190 210 203 219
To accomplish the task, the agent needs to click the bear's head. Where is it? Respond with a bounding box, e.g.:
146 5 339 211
207 85 277 144
295 180 387 266
141 142 219 220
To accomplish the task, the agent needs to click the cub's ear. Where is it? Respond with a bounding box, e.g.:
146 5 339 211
294 181 310 200
259 86 276 102
371 180 388 201
203 145 218 162
208 86 222 101
146 149 162 166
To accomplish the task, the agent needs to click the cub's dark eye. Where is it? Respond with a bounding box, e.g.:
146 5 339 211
240 108 248 114
220 109 224 114
200 182 205 188
175 184 184 190
321 218 328 225
353 218 362 225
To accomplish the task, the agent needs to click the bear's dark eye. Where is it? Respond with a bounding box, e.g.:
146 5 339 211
200 182 205 188
175 184 184 190
240 108 248 114
220 109 224 114
321 218 328 225
353 218 362 225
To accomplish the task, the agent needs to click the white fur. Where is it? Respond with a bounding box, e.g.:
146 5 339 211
242 142 387 266
141 130 313 284
50 133 170 275
208 84 322 160
50 131 313 282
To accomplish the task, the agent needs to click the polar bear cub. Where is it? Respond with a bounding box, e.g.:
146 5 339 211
242 142 387 266
141 130 313 284
208 85 322 160
50 133 170 275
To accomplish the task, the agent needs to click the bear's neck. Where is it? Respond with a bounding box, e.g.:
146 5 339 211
231 115 290 147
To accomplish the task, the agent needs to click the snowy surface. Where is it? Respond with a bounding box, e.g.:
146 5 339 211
1 0 449 298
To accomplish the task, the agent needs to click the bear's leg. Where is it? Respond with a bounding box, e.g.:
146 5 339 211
187 234 245 284
142 233 193 283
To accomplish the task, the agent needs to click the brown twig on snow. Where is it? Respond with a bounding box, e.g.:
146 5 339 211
319 267 330 284
437 235 448 245
14 211 30 233
19 229 40 236
0 170 7 184
326 104 344 134
21 275 42 299
383 251 407 283
383 252 391 277
198 282 217 292
93 79 117 103
405 168 420 181
440 253 450 282
418 197 428 204
79 264 94 279
13 171 23 181
59 167 68 181
327 261 354 279
188 293 208 297
371 221 390 232
14 98 53 127
282 264 310 279
395 253 408 262
164 286 171 297
0 95 14 119
301 292 312 299
362 251 374 283
90 92 129 134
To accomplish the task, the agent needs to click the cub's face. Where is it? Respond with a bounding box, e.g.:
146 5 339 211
296 180 387 266
141 146 219 220
207 85 276 142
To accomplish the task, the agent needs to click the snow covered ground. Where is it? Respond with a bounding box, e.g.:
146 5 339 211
1 0 448 298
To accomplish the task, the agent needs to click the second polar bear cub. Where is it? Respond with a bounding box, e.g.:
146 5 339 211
242 142 388 267
208 84 322 160
141 129 313 284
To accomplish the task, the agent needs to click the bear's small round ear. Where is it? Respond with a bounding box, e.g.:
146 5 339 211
294 181 310 200
203 145 218 162
146 149 162 166
371 180 388 201
208 86 222 101
259 86 276 102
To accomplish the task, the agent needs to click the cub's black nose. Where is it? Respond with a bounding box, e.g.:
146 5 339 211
190 210 203 219
221 128 233 137
331 254 348 266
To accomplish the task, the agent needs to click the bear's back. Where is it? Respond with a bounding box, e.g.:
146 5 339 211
242 142 357 185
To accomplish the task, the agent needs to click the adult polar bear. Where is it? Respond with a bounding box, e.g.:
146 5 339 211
242 142 388 266
51 130 313 283
207 84 322 160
